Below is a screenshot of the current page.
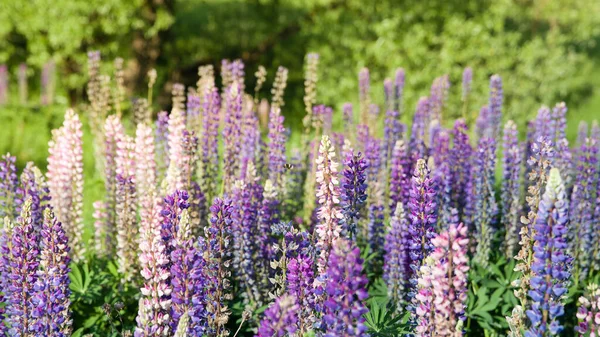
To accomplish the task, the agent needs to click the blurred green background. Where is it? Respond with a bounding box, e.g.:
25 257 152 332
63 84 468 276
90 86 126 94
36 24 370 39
1 0 600 170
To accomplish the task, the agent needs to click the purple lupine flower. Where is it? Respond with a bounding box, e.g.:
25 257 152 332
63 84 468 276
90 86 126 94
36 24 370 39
31 209 72 336
409 97 430 165
466 137 498 267
188 181 208 238
287 255 316 334
161 190 190 264
116 134 138 282
256 295 299 337
258 180 280 290
321 239 369 337
526 168 571 337
407 159 437 304
340 151 368 239
313 104 333 134
384 202 411 310
0 64 8 105
136 194 172 337
0 153 22 219
228 59 245 90
364 136 385 256
384 107 402 167
222 83 243 193
592 121 600 145
437 161 454 229
429 75 450 122
475 105 490 140
135 123 158 227
170 209 209 334
394 68 405 114
3 198 40 334
314 135 343 276
268 106 287 191
534 106 553 142
554 138 573 192
187 92 201 130
19 163 51 243
551 102 567 143
239 100 261 170
414 257 436 336
165 96 188 194
502 121 523 257
488 74 503 140
389 140 411 212
231 163 263 303
575 284 600 336
577 121 588 149
155 111 170 179
200 87 220 203
449 119 472 219
569 138 598 281
342 103 353 135
204 198 234 336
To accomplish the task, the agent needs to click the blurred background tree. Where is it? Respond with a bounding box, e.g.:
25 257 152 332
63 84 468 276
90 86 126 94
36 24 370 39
1 0 600 164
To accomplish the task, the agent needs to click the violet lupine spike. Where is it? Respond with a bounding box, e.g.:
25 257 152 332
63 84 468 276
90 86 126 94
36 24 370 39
475 105 491 140
116 134 138 282
188 235 209 336
394 68 405 114
0 218 11 336
161 190 190 264
340 150 368 239
551 102 567 143
200 87 221 204
188 181 208 238
136 192 172 337
239 98 260 167
18 163 50 246
449 119 472 220
186 92 201 132
389 140 411 212
181 130 199 191
155 111 170 180
3 198 40 335
204 198 234 336
410 97 429 164
534 106 553 143
384 202 412 310
136 123 158 218
231 163 263 304
384 107 402 167
256 295 299 337
228 59 245 90
467 137 498 268
222 83 243 193
526 168 571 337
437 161 454 229
429 75 450 122
576 283 600 336
431 222 470 336
577 121 588 149
170 209 208 334
342 103 354 135
502 121 523 258
407 159 437 305
365 136 385 254
384 78 393 112
553 138 573 192
0 153 21 219
569 138 598 281
321 239 369 337
592 120 600 145
488 74 503 140
287 255 316 334
31 208 72 336
268 106 287 191
47 109 85 262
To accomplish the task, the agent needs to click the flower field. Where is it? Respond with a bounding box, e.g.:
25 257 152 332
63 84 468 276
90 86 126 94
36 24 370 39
0 52 599 336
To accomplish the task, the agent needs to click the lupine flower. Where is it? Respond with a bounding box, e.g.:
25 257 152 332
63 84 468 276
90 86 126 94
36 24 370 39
569 138 598 281
384 78 393 112
431 222 470 336
205 198 234 336
0 153 21 219
258 180 280 292
116 134 138 282
592 120 600 144
161 190 190 264
526 168 571 337
551 102 567 143
19 163 51 239
414 257 436 336
271 66 289 108
502 121 523 257
187 92 201 132
231 163 263 304
534 107 553 142
268 106 287 191
155 111 170 179
488 74 503 140
31 208 72 335
314 135 344 275
287 255 316 334
407 159 437 305
576 283 600 336
269 221 311 298
365 136 385 255
227 59 245 90
384 107 402 167
429 75 450 122
342 103 354 135
475 105 490 140
321 239 369 337
3 198 40 334
394 68 405 113
200 87 221 204
135 123 157 218
449 119 472 220
577 121 588 149
384 202 411 310
513 137 554 328
553 138 573 192
47 109 85 262
136 190 172 337
222 83 243 193
340 150 367 239
170 210 208 334
409 97 429 162
165 98 188 194
389 140 412 212
467 137 498 268
256 295 299 337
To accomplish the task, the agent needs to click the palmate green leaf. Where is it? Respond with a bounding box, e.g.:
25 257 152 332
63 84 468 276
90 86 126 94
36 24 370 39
364 298 410 337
